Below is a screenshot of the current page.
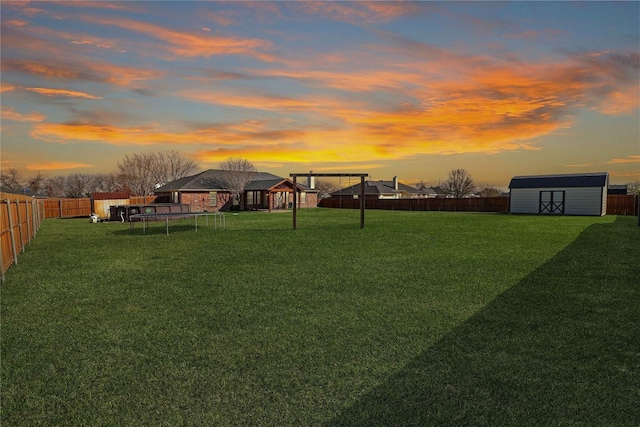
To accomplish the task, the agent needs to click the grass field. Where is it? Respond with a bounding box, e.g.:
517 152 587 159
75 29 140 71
1 210 639 425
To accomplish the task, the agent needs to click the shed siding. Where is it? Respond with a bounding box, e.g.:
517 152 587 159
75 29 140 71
510 187 605 216
564 187 604 216
510 189 540 214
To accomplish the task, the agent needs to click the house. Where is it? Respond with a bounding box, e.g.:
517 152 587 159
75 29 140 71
154 169 317 212
509 172 608 216
331 176 431 200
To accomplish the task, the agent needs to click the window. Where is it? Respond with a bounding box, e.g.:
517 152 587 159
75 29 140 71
209 191 217 207
539 191 564 214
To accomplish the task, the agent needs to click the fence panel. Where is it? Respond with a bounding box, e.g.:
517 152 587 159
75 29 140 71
320 196 637 215
131 196 157 204
1 193 45 281
606 195 638 215
320 197 510 213
44 196 158 218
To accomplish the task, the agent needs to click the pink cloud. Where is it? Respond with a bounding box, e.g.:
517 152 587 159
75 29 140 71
1 106 45 122
26 87 103 99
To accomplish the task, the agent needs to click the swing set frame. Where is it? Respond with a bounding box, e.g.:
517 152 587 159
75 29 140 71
290 173 368 230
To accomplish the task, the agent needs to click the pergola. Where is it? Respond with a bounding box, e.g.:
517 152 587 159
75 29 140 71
290 173 368 230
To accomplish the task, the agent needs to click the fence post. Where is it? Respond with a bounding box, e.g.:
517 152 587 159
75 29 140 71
6 199 18 266
15 199 25 253
26 199 32 244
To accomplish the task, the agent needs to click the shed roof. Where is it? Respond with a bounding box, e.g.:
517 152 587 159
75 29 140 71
509 172 609 189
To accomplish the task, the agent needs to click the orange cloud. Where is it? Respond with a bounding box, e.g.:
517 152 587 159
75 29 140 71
26 161 94 171
90 17 275 61
26 87 103 99
295 1 419 24
1 84 17 93
2 58 162 87
178 89 341 112
1 106 45 122
607 156 640 164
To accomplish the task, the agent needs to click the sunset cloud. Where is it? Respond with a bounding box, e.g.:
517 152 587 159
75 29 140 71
1 106 45 122
26 87 103 99
89 17 275 61
294 1 420 24
607 156 640 164
1 58 163 87
26 161 94 171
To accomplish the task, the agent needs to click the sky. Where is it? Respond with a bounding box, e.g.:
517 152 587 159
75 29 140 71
1 1 639 189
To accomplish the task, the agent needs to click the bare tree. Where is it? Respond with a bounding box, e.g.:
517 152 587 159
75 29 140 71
89 173 122 193
0 168 23 192
118 151 199 196
315 179 335 199
219 158 256 206
627 182 640 195
117 154 155 196
44 176 66 197
442 169 476 198
27 172 46 195
155 150 199 186
476 183 502 197
65 173 92 198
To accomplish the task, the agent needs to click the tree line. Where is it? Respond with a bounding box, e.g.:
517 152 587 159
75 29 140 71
0 151 199 198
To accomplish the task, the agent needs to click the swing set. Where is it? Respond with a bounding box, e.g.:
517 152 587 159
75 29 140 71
290 172 368 230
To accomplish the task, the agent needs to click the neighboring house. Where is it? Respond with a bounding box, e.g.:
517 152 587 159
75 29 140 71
608 184 628 195
154 169 317 212
509 172 608 216
422 185 448 198
331 177 431 200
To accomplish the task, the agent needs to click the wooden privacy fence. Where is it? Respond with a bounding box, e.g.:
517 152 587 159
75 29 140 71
44 196 157 218
1 193 46 282
606 195 638 216
319 197 511 212
319 195 639 215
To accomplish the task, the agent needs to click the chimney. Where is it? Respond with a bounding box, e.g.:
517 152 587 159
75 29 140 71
393 176 398 190
308 171 315 189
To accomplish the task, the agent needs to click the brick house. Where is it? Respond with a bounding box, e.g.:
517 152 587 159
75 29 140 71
154 169 318 212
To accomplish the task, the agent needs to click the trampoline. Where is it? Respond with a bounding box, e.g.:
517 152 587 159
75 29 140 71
129 212 225 235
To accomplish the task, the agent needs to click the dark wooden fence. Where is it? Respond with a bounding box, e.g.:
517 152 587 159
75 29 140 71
43 196 157 218
319 197 510 212
320 195 639 216
1 193 46 282
606 195 638 216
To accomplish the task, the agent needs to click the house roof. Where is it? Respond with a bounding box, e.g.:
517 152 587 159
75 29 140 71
332 179 427 196
509 172 609 189
155 169 309 193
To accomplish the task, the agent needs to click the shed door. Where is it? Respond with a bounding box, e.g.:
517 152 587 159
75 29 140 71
539 191 565 214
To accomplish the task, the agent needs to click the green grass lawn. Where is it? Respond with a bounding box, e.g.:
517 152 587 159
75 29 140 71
1 210 638 425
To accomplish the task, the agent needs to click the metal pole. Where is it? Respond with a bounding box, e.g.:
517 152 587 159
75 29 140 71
292 176 297 230
360 176 365 229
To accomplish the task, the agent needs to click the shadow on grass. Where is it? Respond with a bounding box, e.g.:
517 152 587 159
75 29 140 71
328 216 640 426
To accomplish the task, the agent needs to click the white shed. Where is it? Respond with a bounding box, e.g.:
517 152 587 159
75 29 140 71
509 172 608 216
